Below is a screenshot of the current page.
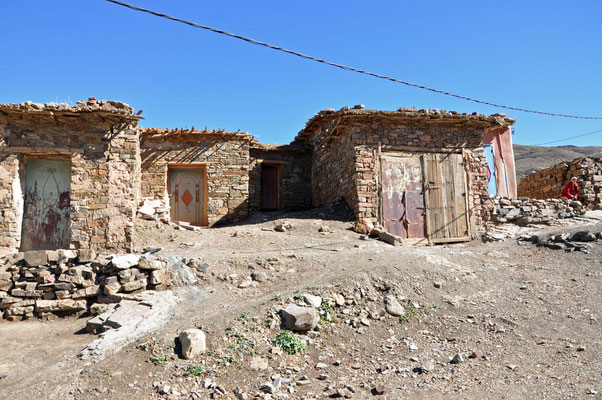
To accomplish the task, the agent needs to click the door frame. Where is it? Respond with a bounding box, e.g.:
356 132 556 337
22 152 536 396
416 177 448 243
167 164 208 226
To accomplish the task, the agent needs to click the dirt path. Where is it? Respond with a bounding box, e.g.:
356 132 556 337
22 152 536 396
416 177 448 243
1 213 600 399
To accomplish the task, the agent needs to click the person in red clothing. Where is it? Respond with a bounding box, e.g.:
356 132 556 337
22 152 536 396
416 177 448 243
561 177 579 200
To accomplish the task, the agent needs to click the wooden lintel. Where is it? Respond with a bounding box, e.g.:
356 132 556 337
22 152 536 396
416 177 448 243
0 146 84 155
167 162 216 168
259 160 289 165
377 145 464 153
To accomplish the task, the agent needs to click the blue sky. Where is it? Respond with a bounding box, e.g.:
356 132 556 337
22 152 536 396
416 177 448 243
1 1 600 146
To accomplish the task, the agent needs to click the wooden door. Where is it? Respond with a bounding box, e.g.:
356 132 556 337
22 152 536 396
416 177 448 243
381 154 425 238
422 153 470 242
21 159 71 251
169 168 205 225
260 164 279 211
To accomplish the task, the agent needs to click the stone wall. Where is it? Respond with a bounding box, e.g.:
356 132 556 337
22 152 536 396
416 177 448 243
492 196 586 225
140 131 250 226
518 156 602 207
0 249 171 320
249 144 312 211
0 100 141 253
465 147 494 225
309 121 357 212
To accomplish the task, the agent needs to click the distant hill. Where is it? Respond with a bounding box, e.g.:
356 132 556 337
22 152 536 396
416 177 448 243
513 145 602 180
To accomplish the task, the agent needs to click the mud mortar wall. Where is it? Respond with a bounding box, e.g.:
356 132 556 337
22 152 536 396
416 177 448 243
249 146 312 211
0 123 139 253
517 156 602 207
140 136 250 225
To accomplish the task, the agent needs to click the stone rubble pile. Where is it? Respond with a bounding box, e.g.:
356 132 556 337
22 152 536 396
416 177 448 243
0 97 135 115
491 196 586 225
137 198 170 223
518 228 602 252
0 250 173 320
518 156 602 207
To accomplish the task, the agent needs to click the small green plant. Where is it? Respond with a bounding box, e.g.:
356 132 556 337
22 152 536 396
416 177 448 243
237 312 251 322
188 365 205 377
399 303 424 324
219 354 235 365
273 294 283 302
206 350 217 357
246 323 259 332
274 330 306 355
149 354 169 365
264 317 274 328
306 285 319 291
294 289 305 302
319 300 338 323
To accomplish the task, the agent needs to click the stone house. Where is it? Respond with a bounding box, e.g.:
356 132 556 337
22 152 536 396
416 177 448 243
292 107 516 244
140 128 252 226
0 99 518 253
0 99 141 253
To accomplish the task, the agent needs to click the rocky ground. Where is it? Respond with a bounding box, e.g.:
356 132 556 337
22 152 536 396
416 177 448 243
0 208 601 400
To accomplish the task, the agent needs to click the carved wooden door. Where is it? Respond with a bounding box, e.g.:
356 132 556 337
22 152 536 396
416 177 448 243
169 168 204 225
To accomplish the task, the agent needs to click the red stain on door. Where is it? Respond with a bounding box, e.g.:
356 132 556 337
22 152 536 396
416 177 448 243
20 159 71 251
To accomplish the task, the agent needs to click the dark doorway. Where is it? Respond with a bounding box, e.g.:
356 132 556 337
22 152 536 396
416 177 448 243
260 163 279 210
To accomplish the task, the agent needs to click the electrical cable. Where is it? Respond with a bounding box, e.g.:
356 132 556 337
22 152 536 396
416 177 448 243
532 128 602 146
105 0 602 120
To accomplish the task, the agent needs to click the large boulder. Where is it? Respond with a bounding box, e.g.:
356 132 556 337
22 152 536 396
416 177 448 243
384 295 405 317
179 329 207 359
281 304 317 331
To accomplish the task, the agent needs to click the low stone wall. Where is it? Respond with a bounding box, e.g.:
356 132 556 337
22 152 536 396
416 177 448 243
0 249 172 320
517 156 602 207
491 196 586 225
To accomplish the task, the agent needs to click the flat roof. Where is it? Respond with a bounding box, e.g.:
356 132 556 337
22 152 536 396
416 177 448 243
294 106 515 143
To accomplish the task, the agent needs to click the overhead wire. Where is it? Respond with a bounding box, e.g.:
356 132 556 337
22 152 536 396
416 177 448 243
532 128 602 146
105 0 602 120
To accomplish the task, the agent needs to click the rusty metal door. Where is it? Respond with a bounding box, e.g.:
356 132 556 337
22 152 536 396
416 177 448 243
20 159 71 251
381 154 425 238
260 164 279 210
169 168 204 225
422 153 470 243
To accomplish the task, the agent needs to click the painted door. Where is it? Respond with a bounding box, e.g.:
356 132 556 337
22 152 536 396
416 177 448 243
422 153 470 242
381 154 425 238
21 159 71 251
169 168 204 225
260 164 279 210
